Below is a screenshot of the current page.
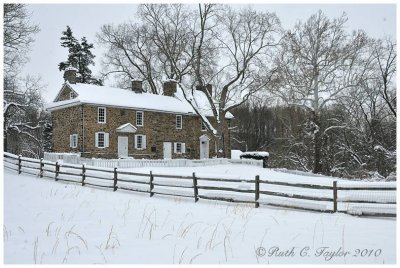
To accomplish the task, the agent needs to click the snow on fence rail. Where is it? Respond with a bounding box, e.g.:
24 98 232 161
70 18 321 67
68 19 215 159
44 152 263 168
4 152 396 218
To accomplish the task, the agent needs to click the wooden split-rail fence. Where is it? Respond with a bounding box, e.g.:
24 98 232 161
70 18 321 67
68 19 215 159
4 153 396 218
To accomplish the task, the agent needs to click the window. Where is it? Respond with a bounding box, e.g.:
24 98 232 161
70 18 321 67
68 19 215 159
95 132 109 148
136 111 144 126
69 134 78 148
69 91 75 99
201 121 207 131
176 115 182 129
135 134 147 150
98 107 106 123
174 142 185 154
176 142 182 153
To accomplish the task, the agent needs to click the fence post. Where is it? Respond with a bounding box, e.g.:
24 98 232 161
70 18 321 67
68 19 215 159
18 155 22 174
149 171 154 197
333 181 337 213
82 164 86 186
255 175 260 208
55 162 60 181
39 158 44 178
192 172 199 202
113 167 118 191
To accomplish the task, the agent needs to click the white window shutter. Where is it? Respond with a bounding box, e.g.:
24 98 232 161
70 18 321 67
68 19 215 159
70 135 73 148
182 143 185 153
142 135 147 149
95 132 99 148
173 143 177 153
134 135 138 149
104 108 107 123
105 133 109 147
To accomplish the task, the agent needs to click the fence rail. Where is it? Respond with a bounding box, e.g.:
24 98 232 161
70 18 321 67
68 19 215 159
5 152 397 218
44 152 263 168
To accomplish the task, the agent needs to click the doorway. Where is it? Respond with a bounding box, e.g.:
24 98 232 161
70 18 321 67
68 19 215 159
163 142 172 159
118 136 128 158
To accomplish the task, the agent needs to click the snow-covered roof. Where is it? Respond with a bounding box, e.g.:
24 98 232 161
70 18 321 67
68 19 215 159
46 83 234 119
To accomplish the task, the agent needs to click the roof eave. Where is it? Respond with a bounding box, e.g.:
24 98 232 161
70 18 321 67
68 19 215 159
45 99 82 112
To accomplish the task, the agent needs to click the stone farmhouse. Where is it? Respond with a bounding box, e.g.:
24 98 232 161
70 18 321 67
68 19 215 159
46 68 233 159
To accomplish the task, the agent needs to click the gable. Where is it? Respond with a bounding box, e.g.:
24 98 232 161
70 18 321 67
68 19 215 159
54 84 78 102
116 123 137 133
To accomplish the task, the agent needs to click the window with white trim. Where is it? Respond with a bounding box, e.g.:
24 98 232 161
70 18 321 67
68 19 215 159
174 142 185 154
135 134 147 150
201 121 207 131
95 132 109 148
98 107 106 123
69 134 78 148
136 111 144 126
176 115 182 129
69 91 76 99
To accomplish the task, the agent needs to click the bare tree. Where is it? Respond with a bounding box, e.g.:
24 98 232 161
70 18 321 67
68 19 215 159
3 4 45 156
157 5 281 157
98 4 281 157
372 37 396 117
3 4 39 77
4 76 47 157
273 10 368 173
97 4 198 93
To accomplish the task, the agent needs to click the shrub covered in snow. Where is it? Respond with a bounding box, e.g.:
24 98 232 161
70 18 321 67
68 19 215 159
240 151 269 160
240 151 269 168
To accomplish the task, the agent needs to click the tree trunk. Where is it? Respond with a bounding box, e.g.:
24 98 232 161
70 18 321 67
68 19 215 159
3 129 7 153
216 116 226 158
312 111 322 173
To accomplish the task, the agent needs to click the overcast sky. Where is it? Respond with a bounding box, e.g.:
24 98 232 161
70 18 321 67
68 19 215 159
22 4 396 102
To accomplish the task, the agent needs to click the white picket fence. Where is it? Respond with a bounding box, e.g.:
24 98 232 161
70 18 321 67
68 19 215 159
43 152 81 164
43 152 263 169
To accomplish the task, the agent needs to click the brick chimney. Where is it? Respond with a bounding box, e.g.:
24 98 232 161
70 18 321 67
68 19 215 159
63 67 78 84
196 84 212 96
163 80 177 97
131 80 143 93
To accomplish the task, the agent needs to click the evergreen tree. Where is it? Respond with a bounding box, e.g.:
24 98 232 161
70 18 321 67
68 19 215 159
58 26 102 85
78 37 96 84
43 121 53 152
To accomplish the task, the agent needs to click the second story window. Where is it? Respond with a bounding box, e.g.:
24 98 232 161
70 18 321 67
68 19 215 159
176 115 182 129
201 121 207 131
136 111 144 126
98 107 106 123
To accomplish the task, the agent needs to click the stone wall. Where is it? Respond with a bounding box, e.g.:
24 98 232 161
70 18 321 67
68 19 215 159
52 105 83 154
52 104 232 159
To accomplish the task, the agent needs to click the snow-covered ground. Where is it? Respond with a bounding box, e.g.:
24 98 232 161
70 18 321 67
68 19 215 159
3 166 396 264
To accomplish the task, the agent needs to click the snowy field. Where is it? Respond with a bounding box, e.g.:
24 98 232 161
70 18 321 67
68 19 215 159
3 165 396 264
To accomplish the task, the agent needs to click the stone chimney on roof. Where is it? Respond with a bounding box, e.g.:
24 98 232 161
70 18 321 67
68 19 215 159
131 80 143 93
63 67 78 84
196 84 212 96
163 80 177 97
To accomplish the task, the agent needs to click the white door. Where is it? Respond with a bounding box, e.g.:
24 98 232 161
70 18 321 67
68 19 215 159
118 136 128 158
200 139 209 159
163 142 172 159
